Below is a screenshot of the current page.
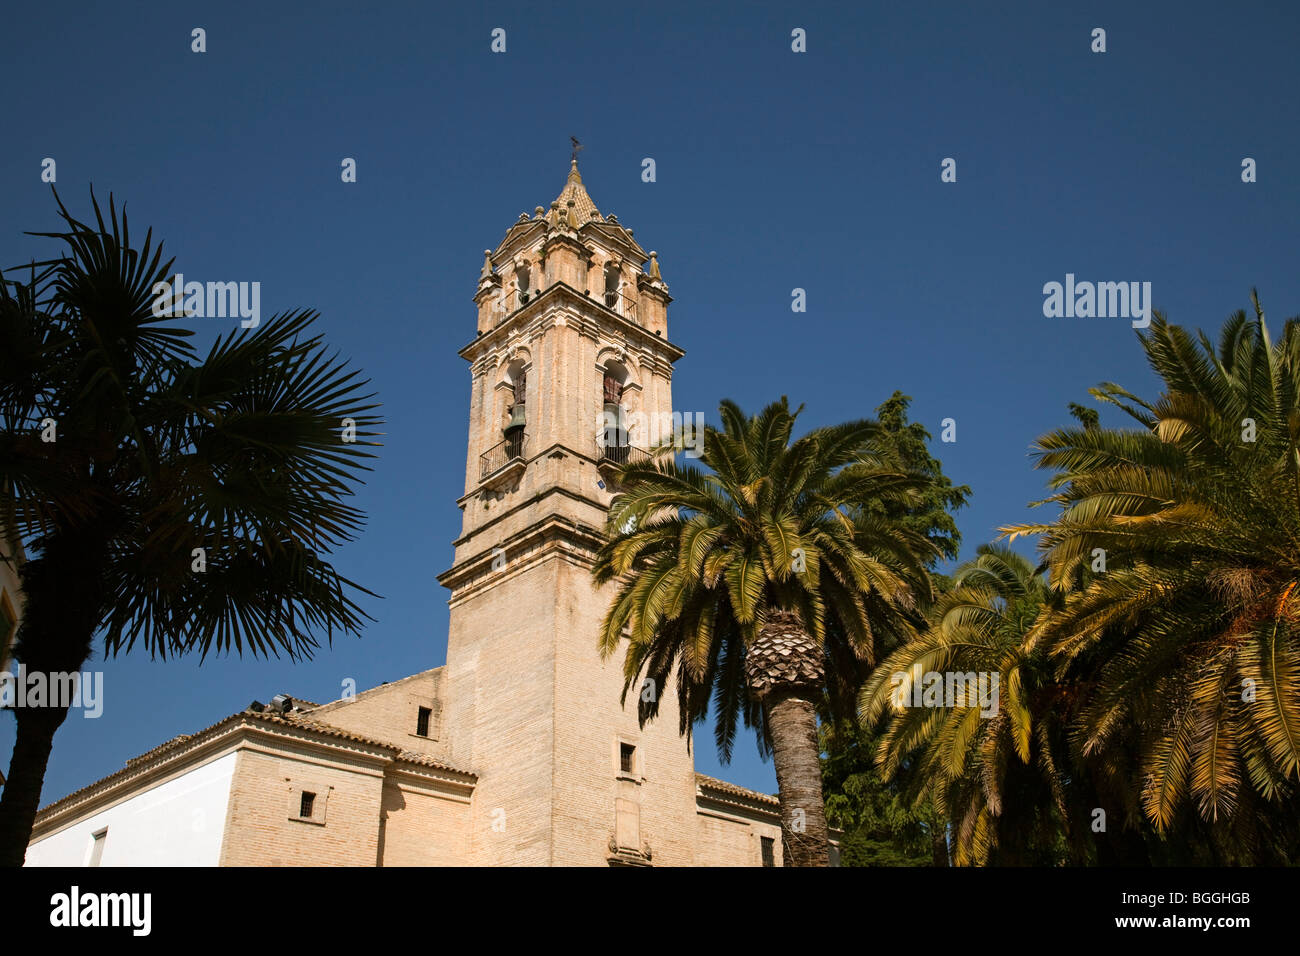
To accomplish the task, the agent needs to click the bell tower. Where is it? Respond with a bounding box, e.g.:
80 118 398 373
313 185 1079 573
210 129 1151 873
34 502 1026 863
437 157 699 865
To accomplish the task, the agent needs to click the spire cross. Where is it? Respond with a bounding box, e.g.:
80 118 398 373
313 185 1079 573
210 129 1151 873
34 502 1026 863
570 136 584 164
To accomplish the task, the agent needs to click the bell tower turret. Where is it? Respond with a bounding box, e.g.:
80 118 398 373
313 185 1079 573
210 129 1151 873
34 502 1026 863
437 154 696 866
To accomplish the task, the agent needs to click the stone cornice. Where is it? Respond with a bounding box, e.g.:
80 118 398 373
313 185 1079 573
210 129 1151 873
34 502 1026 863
437 509 607 600
694 774 781 813
491 219 548 262
452 447 610 512
582 220 647 262
458 281 683 367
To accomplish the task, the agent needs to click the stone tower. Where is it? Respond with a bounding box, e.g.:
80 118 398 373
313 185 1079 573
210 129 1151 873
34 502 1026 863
436 158 698 865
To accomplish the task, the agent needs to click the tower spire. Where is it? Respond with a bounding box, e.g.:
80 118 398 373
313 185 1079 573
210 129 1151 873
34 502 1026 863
553 141 601 224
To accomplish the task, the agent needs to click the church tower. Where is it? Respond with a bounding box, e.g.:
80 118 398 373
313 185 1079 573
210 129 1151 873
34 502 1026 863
436 157 699 865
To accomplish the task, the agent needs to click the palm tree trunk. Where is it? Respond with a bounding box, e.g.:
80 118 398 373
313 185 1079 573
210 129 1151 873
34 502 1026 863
764 690 830 867
930 822 949 866
0 703 68 866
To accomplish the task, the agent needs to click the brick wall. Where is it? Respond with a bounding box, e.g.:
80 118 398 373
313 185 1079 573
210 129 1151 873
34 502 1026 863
309 670 448 760
377 772 471 866
218 743 387 866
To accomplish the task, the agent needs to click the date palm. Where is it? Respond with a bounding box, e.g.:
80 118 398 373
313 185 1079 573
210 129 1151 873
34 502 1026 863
0 191 381 865
859 544 1074 864
1006 294 1300 841
593 398 937 865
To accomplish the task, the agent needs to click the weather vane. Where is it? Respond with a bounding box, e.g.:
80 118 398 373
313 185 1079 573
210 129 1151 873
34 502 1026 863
570 136 584 163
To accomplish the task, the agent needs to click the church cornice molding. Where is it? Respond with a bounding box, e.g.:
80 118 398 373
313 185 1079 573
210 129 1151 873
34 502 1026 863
438 508 607 599
459 282 683 366
445 485 608 551
491 219 547 263
30 712 479 841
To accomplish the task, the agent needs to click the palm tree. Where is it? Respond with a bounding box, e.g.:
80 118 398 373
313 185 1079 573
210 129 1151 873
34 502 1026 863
0 191 381 865
859 544 1078 864
593 398 938 865
1005 294 1300 853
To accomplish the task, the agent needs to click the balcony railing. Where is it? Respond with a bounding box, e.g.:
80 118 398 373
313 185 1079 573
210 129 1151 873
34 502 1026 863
494 283 640 326
492 287 536 327
602 287 638 323
480 431 527 481
596 438 652 468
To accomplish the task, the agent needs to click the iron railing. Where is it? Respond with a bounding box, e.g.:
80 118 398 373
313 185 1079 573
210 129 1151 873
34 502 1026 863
602 287 638 322
480 431 527 480
596 438 651 467
492 287 535 326
494 283 639 325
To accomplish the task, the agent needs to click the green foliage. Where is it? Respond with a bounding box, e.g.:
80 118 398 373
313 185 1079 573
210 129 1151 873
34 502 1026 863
593 397 941 760
860 544 1075 864
820 717 944 866
1005 295 1300 859
871 392 971 567
817 393 970 864
0 189 383 666
851 295 1300 865
0 188 384 863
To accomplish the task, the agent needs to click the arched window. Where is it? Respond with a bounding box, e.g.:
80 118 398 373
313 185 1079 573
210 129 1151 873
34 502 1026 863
603 261 620 310
515 258 532 305
601 361 629 462
504 360 527 456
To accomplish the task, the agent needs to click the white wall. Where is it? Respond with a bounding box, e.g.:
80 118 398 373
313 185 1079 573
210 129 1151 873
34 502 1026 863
25 751 237 867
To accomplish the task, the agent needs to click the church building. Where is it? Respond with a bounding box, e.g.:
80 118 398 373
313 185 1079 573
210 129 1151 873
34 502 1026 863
24 160 819 867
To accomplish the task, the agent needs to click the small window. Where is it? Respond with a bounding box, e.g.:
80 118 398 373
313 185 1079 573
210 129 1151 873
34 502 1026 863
761 836 775 867
300 791 316 818
89 829 107 867
619 742 636 775
416 706 432 737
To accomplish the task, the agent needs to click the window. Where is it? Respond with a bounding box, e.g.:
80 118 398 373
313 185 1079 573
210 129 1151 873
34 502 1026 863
601 363 629 461
619 742 636 775
604 262 620 308
516 258 532 304
761 836 775 867
88 829 107 867
288 784 328 824
416 706 431 737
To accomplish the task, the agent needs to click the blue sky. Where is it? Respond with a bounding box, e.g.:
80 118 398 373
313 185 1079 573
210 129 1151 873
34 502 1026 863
3 0 1298 806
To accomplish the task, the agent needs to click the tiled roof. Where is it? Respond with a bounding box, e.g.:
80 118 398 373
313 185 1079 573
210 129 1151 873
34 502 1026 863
695 773 780 807
34 705 474 823
553 160 602 224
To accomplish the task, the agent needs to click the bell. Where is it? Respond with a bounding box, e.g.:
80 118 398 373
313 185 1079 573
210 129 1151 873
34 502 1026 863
506 403 526 431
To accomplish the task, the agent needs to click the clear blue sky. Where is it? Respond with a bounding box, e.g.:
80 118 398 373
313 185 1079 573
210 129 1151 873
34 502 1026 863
3 0 1298 805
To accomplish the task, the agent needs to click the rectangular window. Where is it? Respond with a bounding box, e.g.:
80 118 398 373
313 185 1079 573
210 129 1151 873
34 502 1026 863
619 742 636 775
416 706 431 737
300 791 316 819
761 836 775 868
89 829 107 867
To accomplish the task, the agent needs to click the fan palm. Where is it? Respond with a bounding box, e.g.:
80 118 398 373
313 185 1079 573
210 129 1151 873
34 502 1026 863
1005 294 1300 840
593 398 938 865
0 191 381 865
